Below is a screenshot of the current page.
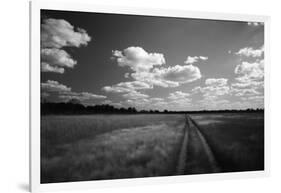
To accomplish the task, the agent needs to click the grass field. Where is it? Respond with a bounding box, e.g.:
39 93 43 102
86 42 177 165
41 114 185 183
190 112 264 172
41 112 264 183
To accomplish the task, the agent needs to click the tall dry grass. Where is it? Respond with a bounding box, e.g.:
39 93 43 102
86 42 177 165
41 114 185 183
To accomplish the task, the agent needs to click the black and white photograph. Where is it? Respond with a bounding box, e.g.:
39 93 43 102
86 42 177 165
40 9 265 184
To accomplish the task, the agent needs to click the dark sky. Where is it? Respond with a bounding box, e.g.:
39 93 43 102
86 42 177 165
41 9 264 111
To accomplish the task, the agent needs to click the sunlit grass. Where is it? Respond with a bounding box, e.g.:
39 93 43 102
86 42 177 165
41 114 185 183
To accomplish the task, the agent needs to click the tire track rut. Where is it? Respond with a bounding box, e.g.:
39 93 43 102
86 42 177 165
176 115 220 175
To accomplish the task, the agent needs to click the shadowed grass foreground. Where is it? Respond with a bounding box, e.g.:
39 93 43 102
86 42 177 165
190 112 264 172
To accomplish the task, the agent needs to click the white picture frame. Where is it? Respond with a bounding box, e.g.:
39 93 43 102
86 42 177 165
30 0 270 192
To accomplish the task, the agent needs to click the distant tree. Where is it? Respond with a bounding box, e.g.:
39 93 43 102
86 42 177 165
127 107 137 113
132 107 137 113
68 98 81 104
41 98 48 104
41 101 265 115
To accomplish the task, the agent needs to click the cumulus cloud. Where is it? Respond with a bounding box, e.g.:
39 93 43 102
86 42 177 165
103 81 152 93
41 18 91 48
41 48 77 73
233 44 264 98
124 73 130 78
202 86 230 97
59 92 106 101
153 64 202 84
231 88 260 97
122 90 149 100
156 92 193 111
123 68 264 111
104 46 202 94
41 48 77 68
41 80 106 102
245 95 264 101
41 62 65 74
102 47 202 110
130 71 179 88
232 59 264 99
189 85 230 110
234 60 264 81
167 91 190 100
150 98 164 102
184 56 208 64
41 18 91 73
129 64 202 88
131 64 202 88
235 46 264 58
41 80 71 92
41 92 50 99
102 86 128 93
192 78 230 100
112 47 165 72
205 78 228 87
231 81 263 89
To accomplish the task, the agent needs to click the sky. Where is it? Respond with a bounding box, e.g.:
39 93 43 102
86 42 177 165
41 9 264 111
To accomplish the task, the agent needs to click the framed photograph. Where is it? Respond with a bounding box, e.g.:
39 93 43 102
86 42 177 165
30 0 270 192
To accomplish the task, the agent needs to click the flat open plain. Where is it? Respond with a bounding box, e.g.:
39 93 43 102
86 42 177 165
41 112 264 183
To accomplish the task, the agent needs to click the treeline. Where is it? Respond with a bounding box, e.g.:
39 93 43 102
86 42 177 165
41 101 264 115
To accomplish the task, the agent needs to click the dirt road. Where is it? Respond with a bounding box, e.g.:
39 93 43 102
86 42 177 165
176 115 220 175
